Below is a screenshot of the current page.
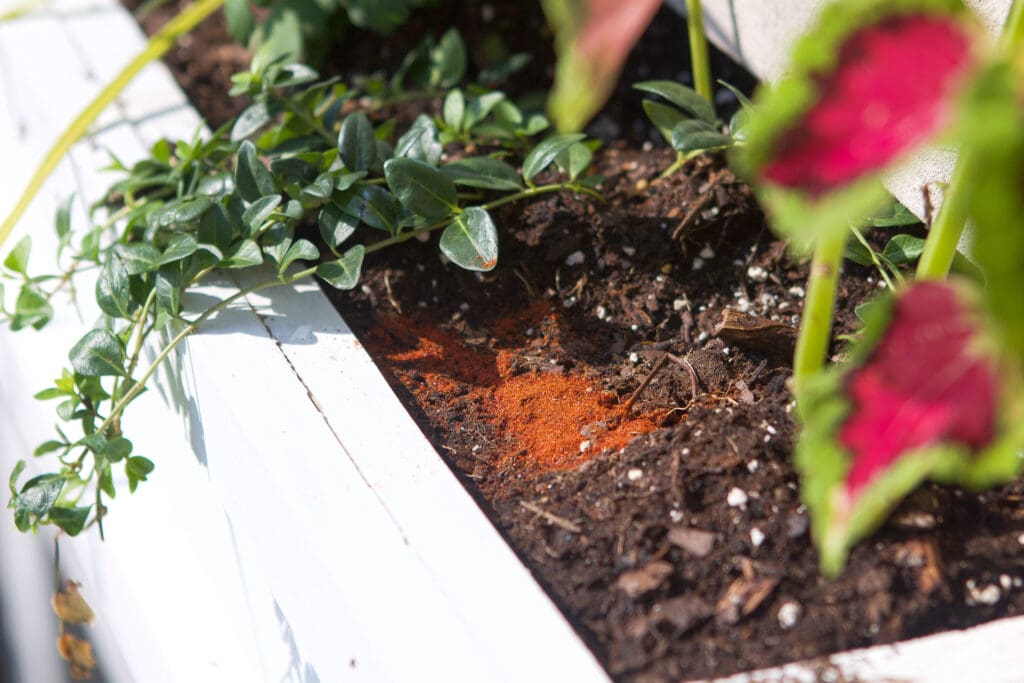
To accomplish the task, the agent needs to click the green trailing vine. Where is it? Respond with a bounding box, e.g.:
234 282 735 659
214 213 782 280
3 54 602 538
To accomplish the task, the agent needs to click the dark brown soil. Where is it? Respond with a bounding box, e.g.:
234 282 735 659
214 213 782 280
137 3 1024 681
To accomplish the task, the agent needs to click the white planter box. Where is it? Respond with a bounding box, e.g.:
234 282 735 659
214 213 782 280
0 1 1021 682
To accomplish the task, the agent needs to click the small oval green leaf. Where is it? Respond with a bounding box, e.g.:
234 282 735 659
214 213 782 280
235 141 276 202
317 244 366 290
440 206 498 271
522 133 586 183
634 80 716 124
440 157 523 191
338 112 378 173
69 329 126 377
384 157 458 220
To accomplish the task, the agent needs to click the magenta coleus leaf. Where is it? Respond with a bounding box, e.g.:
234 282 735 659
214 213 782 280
762 14 975 196
839 282 998 498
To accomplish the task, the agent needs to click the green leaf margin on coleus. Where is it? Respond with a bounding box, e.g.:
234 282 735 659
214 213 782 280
733 0 978 251
797 281 1024 576
959 60 1024 364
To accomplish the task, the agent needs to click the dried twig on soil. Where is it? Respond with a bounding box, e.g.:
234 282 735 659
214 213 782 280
671 193 714 241
519 501 583 534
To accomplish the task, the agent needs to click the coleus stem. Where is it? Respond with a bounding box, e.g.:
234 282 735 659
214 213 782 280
917 0 1024 279
685 0 713 103
792 229 847 398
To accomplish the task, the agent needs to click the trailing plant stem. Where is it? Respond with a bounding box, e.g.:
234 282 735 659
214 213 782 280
793 230 846 399
685 0 713 104
364 182 602 255
0 0 225 250
92 268 314 442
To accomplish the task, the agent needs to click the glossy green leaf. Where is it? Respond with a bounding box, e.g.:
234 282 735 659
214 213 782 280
3 235 30 274
155 267 181 317
279 239 319 274
429 28 467 88
443 89 465 130
14 474 63 520
635 80 717 124
384 158 458 220
116 243 162 275
96 257 131 319
242 194 283 232
345 0 412 33
223 0 254 43
69 329 126 377
225 239 264 268
670 121 731 153
158 234 198 266
336 184 402 234
301 173 335 202
316 244 365 290
235 140 276 202
338 112 378 173
883 234 926 265
642 100 687 144
318 203 357 249
395 114 442 166
232 101 275 141
555 142 593 182
155 196 212 228
105 437 133 463
440 206 498 271
10 285 53 331
49 505 90 536
464 91 507 131
33 440 67 456
440 157 522 191
522 133 585 183
126 455 155 493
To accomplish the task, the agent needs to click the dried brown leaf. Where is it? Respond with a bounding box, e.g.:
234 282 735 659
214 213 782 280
715 574 779 625
57 633 97 679
52 581 95 626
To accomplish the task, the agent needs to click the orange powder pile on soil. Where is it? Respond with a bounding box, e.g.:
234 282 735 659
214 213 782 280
365 305 661 475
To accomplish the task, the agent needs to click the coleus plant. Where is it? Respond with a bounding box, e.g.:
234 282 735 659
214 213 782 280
2 53 601 538
737 0 1024 573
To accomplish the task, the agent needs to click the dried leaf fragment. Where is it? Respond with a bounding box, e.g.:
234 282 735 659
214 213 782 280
57 633 98 680
715 573 779 626
52 580 95 626
616 560 673 599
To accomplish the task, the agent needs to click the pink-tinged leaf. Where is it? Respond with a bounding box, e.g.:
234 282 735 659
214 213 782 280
839 282 998 497
762 15 975 196
543 0 662 132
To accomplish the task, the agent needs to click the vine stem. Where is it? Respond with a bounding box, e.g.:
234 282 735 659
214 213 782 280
0 0 224 249
916 0 1024 279
792 229 847 398
364 182 602 255
92 268 314 440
